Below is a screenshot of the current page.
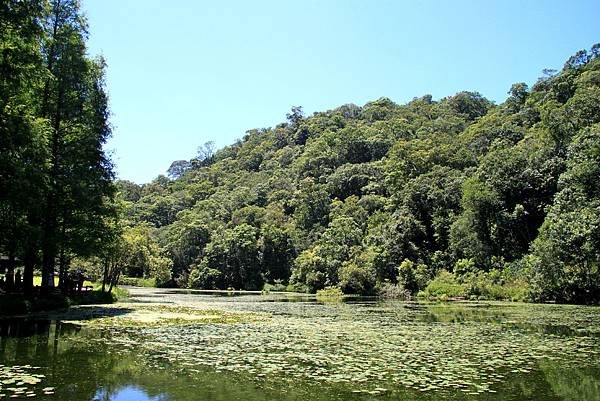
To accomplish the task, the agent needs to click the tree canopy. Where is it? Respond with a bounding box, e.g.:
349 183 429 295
1 5 597 305
0 0 116 293
116 45 599 304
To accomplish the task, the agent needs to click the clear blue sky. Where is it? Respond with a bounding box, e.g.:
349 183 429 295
82 0 600 184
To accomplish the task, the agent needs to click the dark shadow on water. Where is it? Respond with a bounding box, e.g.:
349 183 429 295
42 305 136 322
0 304 134 341
0 318 81 338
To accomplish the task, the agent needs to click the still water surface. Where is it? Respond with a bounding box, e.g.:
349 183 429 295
0 288 598 401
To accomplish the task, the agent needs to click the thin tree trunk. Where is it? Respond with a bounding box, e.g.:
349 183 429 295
41 238 55 289
101 259 109 293
108 267 120 294
5 250 15 291
40 1 64 291
58 244 67 292
108 263 121 294
23 244 35 295
41 81 65 290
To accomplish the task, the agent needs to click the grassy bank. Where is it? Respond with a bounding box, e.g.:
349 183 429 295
32 276 94 287
118 276 157 287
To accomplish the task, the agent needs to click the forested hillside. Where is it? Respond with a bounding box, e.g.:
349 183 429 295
4 5 596 305
116 45 600 304
3 3 599 400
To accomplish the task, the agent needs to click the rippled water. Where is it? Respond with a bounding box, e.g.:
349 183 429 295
0 288 598 400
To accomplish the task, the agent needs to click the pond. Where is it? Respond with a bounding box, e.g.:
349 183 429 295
0 288 598 400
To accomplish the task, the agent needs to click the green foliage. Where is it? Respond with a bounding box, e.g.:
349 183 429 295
70 289 121 305
1 3 596 306
528 124 600 304
104 44 599 304
188 223 262 290
396 259 429 294
378 282 411 299
188 265 223 290
423 270 468 298
339 261 376 295
315 286 344 298
423 266 529 301
0 0 118 294
259 225 295 283
121 224 172 283
290 247 329 292
462 270 529 301
454 258 477 278
262 280 287 293
119 276 157 288
446 91 494 121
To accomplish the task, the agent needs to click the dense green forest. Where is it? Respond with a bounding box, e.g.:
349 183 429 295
0 0 116 295
115 45 600 304
1 2 598 305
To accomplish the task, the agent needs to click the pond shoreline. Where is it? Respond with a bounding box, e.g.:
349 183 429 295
0 287 598 400
2 284 596 320
0 289 120 318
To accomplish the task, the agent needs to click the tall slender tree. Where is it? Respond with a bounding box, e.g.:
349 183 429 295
0 0 48 292
38 0 115 289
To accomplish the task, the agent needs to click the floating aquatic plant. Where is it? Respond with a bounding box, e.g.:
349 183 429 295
0 365 49 399
61 304 270 327
47 291 600 398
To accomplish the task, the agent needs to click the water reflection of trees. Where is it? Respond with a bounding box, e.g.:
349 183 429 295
422 304 593 336
0 320 162 400
0 320 81 361
423 304 508 323
1 317 598 401
0 319 321 401
540 361 600 401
